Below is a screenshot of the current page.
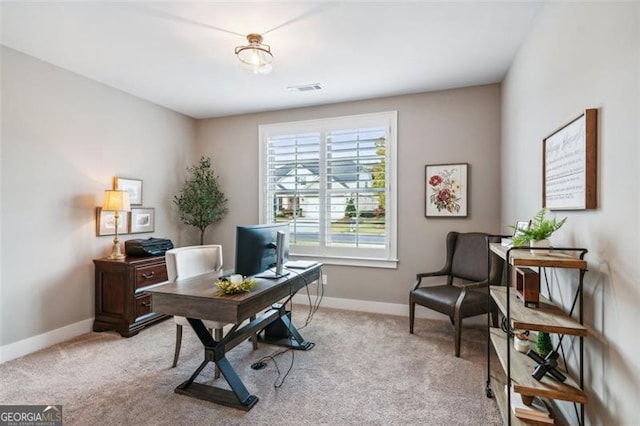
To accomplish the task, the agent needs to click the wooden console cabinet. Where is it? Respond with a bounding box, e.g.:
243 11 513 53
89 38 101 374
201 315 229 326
93 256 170 337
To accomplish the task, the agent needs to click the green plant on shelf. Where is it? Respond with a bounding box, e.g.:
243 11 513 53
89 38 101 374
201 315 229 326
536 332 554 358
512 208 567 247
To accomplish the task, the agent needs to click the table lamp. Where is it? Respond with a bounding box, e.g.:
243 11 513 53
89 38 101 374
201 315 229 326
102 190 131 260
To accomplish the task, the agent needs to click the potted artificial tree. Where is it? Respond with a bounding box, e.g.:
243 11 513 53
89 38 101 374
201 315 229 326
536 331 554 358
512 208 567 255
174 157 229 245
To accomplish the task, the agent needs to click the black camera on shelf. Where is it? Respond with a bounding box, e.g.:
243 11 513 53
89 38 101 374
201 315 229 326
526 349 567 383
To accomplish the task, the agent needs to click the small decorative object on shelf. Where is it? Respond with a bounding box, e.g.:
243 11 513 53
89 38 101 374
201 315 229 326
216 274 257 295
514 332 530 353
511 208 567 255
536 331 554 357
516 267 540 307
526 349 567 383
507 385 554 424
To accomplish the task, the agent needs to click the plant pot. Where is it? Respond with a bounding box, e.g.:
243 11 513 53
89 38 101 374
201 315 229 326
530 239 550 255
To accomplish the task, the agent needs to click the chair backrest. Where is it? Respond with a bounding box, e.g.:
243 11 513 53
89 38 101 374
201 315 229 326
165 245 223 281
446 232 502 283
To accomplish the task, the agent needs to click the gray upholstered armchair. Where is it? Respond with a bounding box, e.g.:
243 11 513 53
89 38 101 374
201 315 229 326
409 232 504 357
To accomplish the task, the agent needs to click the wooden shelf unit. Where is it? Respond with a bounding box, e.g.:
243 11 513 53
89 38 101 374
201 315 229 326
486 242 588 426
490 329 586 404
490 287 587 337
490 243 587 270
490 369 529 426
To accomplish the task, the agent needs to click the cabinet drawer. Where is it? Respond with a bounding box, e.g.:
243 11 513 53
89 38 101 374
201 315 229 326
135 263 167 289
135 294 153 317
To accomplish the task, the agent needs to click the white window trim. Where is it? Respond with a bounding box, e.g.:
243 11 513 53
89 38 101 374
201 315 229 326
259 111 398 269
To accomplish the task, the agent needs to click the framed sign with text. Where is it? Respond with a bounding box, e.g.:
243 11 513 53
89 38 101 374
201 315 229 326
543 109 597 210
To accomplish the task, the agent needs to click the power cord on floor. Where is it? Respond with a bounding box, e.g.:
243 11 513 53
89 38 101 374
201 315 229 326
251 266 322 388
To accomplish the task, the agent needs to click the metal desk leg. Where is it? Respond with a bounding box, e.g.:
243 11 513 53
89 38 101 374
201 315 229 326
174 318 258 411
257 304 314 350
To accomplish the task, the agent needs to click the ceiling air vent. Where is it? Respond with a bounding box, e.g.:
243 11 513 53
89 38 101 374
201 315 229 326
287 83 323 92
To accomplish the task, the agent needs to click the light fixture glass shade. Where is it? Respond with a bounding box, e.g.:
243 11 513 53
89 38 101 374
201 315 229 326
102 190 131 212
235 33 273 74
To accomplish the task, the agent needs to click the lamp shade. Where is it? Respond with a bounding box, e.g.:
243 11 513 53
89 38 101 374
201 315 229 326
102 190 131 212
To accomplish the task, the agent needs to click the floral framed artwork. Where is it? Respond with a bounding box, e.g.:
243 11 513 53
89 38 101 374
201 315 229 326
96 207 129 236
425 163 468 217
129 207 155 233
114 177 143 206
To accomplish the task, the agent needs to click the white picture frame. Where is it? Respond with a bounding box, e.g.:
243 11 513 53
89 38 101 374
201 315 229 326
130 207 155 234
96 207 129 236
114 177 143 206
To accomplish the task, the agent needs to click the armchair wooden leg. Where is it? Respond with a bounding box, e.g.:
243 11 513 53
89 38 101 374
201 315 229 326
454 313 462 357
453 291 466 358
409 300 415 334
172 324 183 368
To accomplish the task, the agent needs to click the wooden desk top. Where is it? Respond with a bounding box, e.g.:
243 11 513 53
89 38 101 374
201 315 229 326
147 265 321 324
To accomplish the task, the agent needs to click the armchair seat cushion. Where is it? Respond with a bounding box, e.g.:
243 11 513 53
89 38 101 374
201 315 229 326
411 285 491 319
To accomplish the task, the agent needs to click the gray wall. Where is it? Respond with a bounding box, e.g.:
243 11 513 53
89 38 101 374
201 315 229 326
501 3 639 425
196 85 503 305
0 47 196 347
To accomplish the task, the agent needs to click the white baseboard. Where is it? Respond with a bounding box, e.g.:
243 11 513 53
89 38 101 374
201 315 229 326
0 318 94 364
292 294 444 320
291 293 487 325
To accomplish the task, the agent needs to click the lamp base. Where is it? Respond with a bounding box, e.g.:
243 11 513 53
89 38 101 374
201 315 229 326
107 240 126 260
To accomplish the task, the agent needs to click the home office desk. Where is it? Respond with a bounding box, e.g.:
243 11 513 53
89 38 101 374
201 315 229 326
146 264 321 410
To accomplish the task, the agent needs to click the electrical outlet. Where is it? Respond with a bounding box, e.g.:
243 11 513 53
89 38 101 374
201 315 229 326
322 274 328 286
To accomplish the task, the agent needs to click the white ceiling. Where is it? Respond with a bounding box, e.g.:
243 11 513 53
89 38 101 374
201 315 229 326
1 1 543 119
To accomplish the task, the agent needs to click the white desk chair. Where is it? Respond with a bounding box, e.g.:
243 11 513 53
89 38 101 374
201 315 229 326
165 245 227 369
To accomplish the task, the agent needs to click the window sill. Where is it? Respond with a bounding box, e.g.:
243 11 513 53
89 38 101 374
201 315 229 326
289 254 398 269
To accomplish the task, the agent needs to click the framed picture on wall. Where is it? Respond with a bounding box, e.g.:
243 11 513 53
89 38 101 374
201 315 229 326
425 163 468 217
96 207 129 236
129 207 155 233
543 108 597 210
114 177 143 206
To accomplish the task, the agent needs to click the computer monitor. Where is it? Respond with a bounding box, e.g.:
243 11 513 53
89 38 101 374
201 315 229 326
235 223 290 278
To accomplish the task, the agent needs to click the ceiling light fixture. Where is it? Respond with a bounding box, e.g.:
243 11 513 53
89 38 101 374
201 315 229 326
235 33 273 75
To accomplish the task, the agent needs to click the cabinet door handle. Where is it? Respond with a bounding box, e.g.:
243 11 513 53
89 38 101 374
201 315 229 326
141 272 155 279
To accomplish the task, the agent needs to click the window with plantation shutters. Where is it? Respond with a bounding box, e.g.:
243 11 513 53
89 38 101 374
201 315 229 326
259 111 397 268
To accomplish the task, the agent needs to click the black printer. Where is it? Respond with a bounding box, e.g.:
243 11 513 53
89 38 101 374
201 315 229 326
125 238 173 257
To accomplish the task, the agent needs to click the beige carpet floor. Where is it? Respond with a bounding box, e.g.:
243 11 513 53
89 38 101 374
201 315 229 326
0 306 501 425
